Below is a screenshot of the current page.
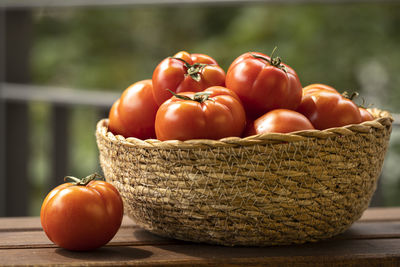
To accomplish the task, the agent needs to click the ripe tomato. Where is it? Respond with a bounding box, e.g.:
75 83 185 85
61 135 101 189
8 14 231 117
155 86 246 141
244 109 314 136
297 91 362 130
359 107 374 122
40 174 124 251
152 51 226 106
302 83 340 95
226 50 302 119
108 79 158 139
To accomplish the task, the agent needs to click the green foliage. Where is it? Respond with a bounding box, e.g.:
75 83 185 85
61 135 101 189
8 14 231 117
31 4 400 111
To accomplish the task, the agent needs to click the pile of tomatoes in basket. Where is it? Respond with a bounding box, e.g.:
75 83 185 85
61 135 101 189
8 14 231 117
108 50 374 141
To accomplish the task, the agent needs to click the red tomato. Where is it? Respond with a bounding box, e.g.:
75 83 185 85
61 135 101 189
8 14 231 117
226 51 303 118
244 109 314 136
108 79 158 139
297 91 362 130
303 84 340 95
155 86 246 141
242 116 255 138
359 107 374 122
40 174 124 251
152 51 226 106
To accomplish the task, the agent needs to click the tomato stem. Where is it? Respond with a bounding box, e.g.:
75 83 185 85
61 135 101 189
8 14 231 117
167 89 212 103
342 91 359 101
169 57 209 82
64 173 102 186
167 89 191 100
193 92 212 102
251 47 287 73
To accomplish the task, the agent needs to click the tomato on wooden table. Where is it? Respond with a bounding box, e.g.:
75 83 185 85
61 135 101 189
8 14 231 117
244 109 315 136
108 79 158 139
155 86 246 141
40 174 124 251
226 50 303 119
152 51 226 106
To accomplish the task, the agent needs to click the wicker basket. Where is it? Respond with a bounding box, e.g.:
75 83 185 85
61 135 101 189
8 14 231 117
96 108 393 246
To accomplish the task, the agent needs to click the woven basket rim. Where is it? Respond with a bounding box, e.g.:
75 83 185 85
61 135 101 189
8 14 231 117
96 108 393 149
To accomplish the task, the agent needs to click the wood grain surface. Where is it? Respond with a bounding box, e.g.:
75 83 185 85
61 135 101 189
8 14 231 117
1 208 400 266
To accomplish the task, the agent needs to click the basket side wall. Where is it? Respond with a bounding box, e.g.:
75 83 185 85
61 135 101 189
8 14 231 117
96 120 391 246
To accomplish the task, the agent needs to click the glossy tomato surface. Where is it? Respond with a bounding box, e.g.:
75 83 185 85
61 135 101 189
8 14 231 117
359 107 374 122
155 86 246 141
226 51 302 119
244 109 314 136
302 83 340 95
108 79 158 139
297 91 362 130
40 175 124 251
152 51 226 106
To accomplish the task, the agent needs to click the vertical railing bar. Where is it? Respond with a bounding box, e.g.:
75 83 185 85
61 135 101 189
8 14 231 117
0 9 6 217
4 9 32 216
5 102 29 216
50 105 70 191
100 107 110 122
95 107 111 176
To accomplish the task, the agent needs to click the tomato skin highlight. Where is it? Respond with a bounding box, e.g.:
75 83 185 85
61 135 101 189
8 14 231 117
359 107 374 122
244 109 314 136
108 99 130 138
40 178 124 251
302 83 340 95
108 79 158 139
155 86 246 141
226 52 303 119
297 90 362 130
152 51 226 106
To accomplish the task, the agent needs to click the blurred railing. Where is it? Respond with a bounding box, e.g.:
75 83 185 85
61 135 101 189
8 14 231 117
0 83 119 216
1 0 399 216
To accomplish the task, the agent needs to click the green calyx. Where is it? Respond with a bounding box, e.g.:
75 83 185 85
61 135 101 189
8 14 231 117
64 173 102 186
342 91 370 108
251 47 287 73
169 57 209 82
167 89 212 103
342 91 359 101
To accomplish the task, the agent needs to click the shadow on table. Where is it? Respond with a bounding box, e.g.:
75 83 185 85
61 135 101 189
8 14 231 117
132 228 183 245
55 246 153 262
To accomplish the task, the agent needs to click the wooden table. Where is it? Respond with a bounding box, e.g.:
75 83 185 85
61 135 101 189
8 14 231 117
1 207 400 266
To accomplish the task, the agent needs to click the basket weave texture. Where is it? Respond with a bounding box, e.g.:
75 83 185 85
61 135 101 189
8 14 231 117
96 109 393 246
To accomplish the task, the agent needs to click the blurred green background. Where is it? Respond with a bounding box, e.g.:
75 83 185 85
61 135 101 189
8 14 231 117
28 2 400 215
